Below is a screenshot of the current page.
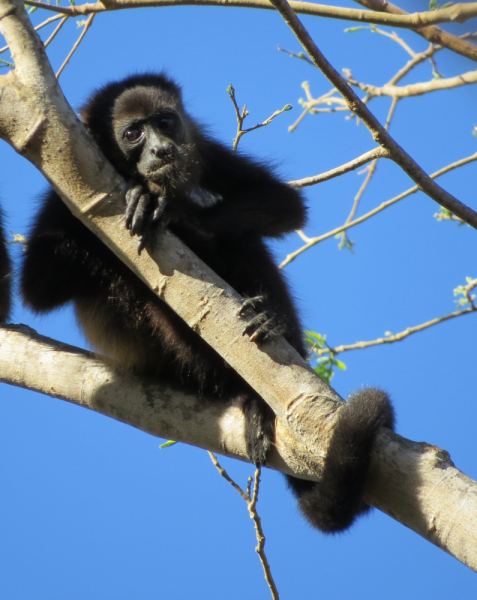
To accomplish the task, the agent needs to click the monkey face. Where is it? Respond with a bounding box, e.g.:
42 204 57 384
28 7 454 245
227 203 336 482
112 85 197 192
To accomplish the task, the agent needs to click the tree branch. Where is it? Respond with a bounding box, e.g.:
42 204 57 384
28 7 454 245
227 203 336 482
268 0 477 230
1 324 477 572
354 0 477 63
208 453 280 600
15 0 477 62
280 151 477 268
289 146 390 188
346 68 477 98
19 0 477 32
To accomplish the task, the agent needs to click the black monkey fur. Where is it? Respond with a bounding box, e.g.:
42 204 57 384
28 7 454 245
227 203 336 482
21 73 394 533
0 208 11 322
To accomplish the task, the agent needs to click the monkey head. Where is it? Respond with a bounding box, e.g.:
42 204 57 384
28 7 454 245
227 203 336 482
80 73 200 194
112 85 200 193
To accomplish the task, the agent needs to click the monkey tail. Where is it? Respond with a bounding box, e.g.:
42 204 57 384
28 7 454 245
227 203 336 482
286 388 394 533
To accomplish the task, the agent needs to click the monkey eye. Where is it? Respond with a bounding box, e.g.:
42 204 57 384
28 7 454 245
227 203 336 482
157 114 177 132
124 128 143 143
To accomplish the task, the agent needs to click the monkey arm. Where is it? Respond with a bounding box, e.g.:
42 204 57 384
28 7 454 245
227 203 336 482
195 139 307 238
21 191 115 312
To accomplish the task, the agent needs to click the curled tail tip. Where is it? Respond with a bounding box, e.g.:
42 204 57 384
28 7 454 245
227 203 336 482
286 387 395 534
348 387 395 431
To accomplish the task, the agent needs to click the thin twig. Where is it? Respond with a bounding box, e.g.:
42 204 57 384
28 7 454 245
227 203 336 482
313 278 477 357
288 82 354 133
338 96 398 249
44 15 68 48
277 44 313 65
388 42 438 87
208 452 279 600
280 152 477 268
0 13 64 54
318 307 476 355
56 13 95 79
316 298 476 356
289 146 390 188
228 84 291 152
207 451 249 500
371 26 417 58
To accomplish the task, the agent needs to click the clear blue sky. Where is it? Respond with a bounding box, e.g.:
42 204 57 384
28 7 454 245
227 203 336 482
0 0 476 597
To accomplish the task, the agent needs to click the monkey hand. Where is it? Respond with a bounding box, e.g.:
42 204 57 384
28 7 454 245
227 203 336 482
239 295 285 343
125 182 170 254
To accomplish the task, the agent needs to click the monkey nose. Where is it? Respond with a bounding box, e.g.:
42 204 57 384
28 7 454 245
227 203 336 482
151 146 163 157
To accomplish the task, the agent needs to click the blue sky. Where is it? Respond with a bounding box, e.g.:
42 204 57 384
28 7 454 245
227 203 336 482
0 1 476 598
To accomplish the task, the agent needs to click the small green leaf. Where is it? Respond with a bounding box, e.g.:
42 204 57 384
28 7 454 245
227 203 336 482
159 440 177 449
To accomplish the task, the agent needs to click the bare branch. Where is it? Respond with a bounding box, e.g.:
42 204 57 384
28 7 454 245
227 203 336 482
354 0 477 63
346 68 477 98
56 13 95 78
281 152 477 268
208 451 249 500
15 0 477 62
208 453 280 600
268 0 477 230
277 43 314 65
228 83 291 152
0 12 65 54
289 146 390 188
316 308 476 356
44 15 68 48
337 96 398 249
20 0 477 32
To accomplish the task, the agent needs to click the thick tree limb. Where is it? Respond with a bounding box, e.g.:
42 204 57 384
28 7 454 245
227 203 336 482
1 325 477 573
1 0 476 573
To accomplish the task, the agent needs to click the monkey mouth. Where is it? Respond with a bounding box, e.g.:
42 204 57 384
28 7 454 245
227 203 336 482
142 161 176 182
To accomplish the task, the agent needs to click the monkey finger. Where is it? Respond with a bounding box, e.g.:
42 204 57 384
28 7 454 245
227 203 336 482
125 185 144 230
130 194 152 237
243 312 284 343
137 216 158 255
152 196 168 223
238 294 267 317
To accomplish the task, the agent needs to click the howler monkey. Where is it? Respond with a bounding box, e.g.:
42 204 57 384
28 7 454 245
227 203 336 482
21 73 394 533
